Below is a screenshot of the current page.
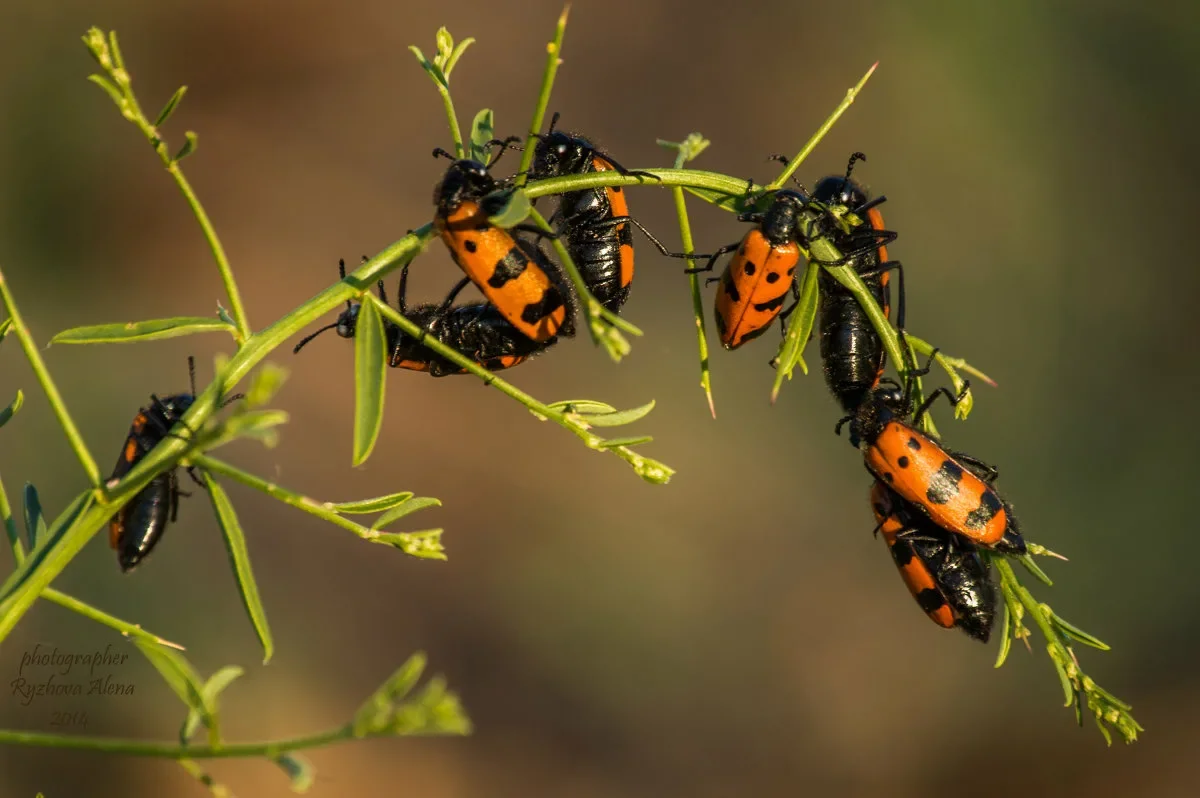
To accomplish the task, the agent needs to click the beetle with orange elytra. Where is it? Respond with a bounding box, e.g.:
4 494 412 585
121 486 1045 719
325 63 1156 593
838 350 1027 555
432 148 576 344
870 478 996 642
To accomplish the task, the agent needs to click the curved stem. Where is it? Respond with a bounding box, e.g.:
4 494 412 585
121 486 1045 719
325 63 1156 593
0 269 102 488
668 170 714 418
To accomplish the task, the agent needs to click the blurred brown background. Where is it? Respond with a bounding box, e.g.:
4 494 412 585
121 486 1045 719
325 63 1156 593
1 0 1197 795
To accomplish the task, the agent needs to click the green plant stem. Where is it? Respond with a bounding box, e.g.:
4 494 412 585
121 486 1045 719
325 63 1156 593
0 269 102 488
668 168 714 418
766 62 878 191
0 722 351 758
108 71 251 342
364 293 672 484
524 168 752 201
191 455 443 558
516 5 570 183
438 85 465 159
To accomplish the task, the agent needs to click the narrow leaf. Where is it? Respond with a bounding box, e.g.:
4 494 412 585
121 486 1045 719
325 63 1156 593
203 473 274 664
155 85 188 126
174 131 198 162
1017 554 1054 587
353 654 427 736
0 389 22 429
87 74 127 111
597 435 654 449
330 492 415 514
1050 649 1076 708
486 189 532 228
0 317 12 342
274 753 315 793
134 639 208 722
371 497 442 531
545 399 617 414
469 108 495 163
22 484 46 551
575 400 655 428
445 38 476 78
184 665 244 742
993 602 1013 669
107 30 126 73
771 260 820 402
371 529 446 559
352 298 386 466
51 317 234 345
1051 613 1111 651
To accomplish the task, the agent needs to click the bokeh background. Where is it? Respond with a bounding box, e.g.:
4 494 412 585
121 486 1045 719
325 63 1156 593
1 0 1198 795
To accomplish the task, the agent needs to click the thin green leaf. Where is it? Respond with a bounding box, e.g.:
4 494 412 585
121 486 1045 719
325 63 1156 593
173 131 198 162
371 529 446 560
371 497 442 531
545 399 617 414
352 298 386 466
1050 613 1112 651
770 260 821 402
993 601 1013 668
155 85 188 126
597 435 653 449
184 665 244 742
486 189 532 228
469 108 495 163
1017 554 1054 587
0 389 22 429
274 753 315 793
573 400 656 428
107 30 126 73
133 639 208 723
203 473 274 664
444 37 475 78
87 74 127 111
22 484 46 552
50 317 234 345
330 492 415 515
0 317 12 341
239 362 289 408
1049 648 1076 708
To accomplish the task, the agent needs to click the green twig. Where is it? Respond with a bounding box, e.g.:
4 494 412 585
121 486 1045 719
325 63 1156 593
993 558 1141 743
0 269 102 488
659 135 714 417
83 29 251 342
766 62 878 191
516 5 571 183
